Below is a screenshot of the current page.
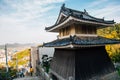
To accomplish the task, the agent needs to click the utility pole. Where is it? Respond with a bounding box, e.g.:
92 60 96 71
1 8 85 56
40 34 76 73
15 50 18 77
5 44 9 80
16 53 18 72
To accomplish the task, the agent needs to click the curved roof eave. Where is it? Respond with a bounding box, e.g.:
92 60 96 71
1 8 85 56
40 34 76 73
46 16 114 32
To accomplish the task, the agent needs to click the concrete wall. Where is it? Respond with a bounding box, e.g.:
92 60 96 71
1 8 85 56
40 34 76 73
39 47 54 62
31 46 39 75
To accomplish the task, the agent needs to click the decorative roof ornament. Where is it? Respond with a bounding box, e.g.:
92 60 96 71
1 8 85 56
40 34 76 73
84 9 86 12
112 19 114 22
61 3 65 9
103 17 104 21
69 9 73 15
84 9 88 15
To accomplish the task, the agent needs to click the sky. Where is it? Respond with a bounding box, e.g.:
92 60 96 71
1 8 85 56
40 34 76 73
0 0 120 45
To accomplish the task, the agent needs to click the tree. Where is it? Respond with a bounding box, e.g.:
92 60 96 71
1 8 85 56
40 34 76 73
42 55 52 73
98 23 120 62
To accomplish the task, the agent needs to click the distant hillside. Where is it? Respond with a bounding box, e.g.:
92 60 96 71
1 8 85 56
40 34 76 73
0 43 35 48
8 49 30 68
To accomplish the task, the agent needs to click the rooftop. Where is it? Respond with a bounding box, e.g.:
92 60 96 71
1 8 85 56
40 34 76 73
45 4 115 32
43 36 120 48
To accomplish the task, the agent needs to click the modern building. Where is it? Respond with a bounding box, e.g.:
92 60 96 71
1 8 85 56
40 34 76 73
44 4 120 80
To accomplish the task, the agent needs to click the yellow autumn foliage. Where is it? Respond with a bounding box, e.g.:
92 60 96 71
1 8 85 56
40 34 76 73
8 49 30 68
98 23 120 62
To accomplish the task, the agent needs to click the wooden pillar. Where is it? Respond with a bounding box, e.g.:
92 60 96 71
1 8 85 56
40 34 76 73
70 24 76 36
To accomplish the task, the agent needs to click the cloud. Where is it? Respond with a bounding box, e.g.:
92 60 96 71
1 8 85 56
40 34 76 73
0 0 61 22
88 0 108 8
0 0 65 44
86 0 120 23
0 0 119 45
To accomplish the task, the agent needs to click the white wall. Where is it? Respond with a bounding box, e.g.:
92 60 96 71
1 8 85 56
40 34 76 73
39 47 54 62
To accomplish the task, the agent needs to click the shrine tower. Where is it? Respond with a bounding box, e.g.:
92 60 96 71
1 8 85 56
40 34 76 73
43 4 120 80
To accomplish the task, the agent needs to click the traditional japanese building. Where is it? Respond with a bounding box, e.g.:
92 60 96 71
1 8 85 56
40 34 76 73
43 4 120 80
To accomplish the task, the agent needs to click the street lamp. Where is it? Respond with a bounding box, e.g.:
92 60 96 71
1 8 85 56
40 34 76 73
15 51 18 74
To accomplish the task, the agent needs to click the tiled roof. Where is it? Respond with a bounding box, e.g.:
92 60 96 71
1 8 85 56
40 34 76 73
43 36 120 47
45 4 115 31
60 4 114 24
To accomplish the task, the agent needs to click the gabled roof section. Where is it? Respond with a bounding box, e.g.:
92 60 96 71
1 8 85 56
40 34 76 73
45 4 115 32
56 12 67 24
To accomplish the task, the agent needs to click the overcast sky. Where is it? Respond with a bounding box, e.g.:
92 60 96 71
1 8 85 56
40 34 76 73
0 0 120 45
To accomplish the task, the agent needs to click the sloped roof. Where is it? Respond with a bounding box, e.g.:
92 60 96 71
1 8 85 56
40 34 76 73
59 4 114 24
45 4 115 32
43 36 120 48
